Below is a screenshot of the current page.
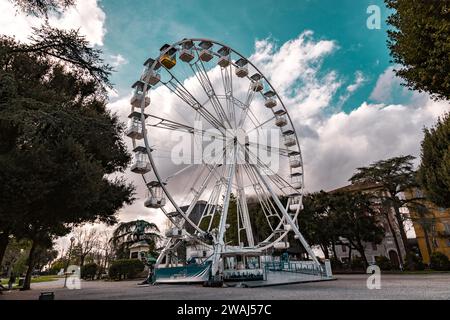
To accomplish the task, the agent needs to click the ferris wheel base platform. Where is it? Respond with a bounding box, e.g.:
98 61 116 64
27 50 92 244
226 271 335 288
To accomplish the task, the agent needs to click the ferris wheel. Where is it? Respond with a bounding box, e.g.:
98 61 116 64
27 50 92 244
126 38 321 280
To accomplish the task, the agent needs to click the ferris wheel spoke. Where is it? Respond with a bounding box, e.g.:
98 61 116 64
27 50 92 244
220 64 236 128
241 163 283 243
237 86 256 129
246 115 276 135
247 141 292 157
191 58 232 129
235 164 254 247
183 141 230 223
146 113 227 143
252 164 319 265
161 69 226 133
243 142 299 194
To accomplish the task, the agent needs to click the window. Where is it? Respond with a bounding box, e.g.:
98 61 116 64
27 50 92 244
130 252 138 259
371 243 377 251
341 245 347 252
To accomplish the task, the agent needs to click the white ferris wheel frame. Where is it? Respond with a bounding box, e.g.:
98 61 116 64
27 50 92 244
129 38 320 267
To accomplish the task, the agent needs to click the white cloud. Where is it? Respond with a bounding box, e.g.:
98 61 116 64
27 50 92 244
110 54 128 68
369 66 407 102
303 97 449 192
0 0 106 45
346 71 365 93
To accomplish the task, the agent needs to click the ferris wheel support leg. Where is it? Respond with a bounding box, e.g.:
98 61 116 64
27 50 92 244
254 167 321 267
211 146 237 277
236 165 254 247
155 238 174 268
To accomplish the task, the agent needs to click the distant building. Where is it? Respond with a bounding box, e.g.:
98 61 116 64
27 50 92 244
405 189 450 264
329 182 407 268
129 240 150 260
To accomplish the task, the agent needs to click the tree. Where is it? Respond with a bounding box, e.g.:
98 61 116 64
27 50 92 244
385 0 450 100
418 113 450 208
11 0 75 17
298 192 338 260
0 6 134 289
33 246 58 272
109 220 161 259
349 155 419 267
329 192 385 268
73 228 100 267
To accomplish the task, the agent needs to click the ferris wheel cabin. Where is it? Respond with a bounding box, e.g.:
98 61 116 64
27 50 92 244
198 41 214 62
141 58 161 85
159 44 177 69
130 81 150 108
144 181 167 209
179 40 195 63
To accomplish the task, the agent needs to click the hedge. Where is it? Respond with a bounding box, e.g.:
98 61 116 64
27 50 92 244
108 259 145 280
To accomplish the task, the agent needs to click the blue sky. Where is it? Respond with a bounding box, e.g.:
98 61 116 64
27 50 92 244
103 0 391 112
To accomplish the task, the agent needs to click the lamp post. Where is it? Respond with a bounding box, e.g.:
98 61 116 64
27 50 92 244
63 236 75 288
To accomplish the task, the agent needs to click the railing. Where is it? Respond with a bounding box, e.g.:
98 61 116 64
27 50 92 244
263 260 326 277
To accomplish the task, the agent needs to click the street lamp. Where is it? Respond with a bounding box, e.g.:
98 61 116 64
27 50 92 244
63 236 75 288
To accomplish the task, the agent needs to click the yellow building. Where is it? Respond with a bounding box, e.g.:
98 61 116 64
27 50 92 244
406 189 450 264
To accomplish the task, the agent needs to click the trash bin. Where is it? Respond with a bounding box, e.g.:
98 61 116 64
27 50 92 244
18 278 24 287
39 292 55 300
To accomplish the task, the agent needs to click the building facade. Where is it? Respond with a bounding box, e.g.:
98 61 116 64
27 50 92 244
406 189 450 264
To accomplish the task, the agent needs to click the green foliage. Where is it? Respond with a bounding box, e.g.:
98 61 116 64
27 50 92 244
48 258 66 275
349 155 419 267
109 220 160 259
81 263 98 280
298 192 337 259
299 190 384 266
385 0 450 100
405 252 425 271
429 252 450 271
375 256 393 271
0 14 134 289
11 0 75 17
418 113 450 208
108 259 144 280
350 256 365 270
330 257 344 270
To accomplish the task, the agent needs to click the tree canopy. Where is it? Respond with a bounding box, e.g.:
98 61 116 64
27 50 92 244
0 5 134 288
11 0 75 17
418 113 450 208
385 0 450 100
349 155 419 267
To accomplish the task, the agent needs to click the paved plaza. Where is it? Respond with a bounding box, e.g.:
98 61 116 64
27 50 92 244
1 273 449 300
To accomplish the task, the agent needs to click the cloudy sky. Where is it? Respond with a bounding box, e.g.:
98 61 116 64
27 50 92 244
2 0 449 242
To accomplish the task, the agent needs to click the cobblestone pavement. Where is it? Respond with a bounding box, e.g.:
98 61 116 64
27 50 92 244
1 274 449 300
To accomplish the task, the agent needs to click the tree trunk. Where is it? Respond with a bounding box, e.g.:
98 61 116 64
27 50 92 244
393 203 410 256
0 232 10 267
422 225 433 263
80 255 85 267
320 244 330 259
348 245 352 266
356 243 369 268
22 239 38 290
384 211 404 268
331 241 338 260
